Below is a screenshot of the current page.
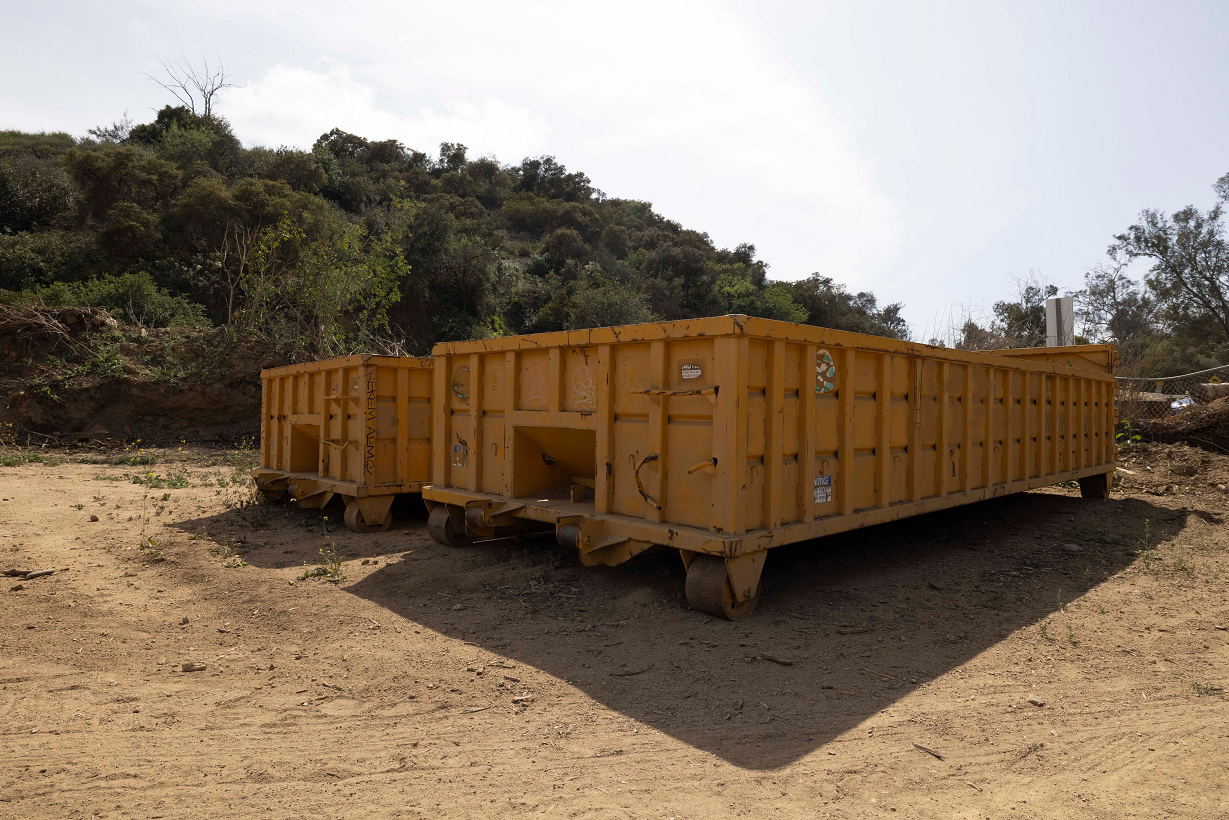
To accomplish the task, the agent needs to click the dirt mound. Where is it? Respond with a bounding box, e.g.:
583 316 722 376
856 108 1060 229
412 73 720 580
1143 396 1229 454
0 306 304 445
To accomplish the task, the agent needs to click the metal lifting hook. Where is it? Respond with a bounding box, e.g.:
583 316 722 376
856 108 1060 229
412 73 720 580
633 453 662 511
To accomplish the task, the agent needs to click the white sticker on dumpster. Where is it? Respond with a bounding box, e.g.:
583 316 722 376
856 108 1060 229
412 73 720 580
813 475 832 504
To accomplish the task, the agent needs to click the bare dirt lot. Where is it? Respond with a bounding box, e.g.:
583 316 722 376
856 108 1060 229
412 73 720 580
2 442 1228 819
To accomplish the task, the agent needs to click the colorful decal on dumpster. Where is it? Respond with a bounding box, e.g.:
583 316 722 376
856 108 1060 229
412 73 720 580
452 365 471 403
816 349 837 395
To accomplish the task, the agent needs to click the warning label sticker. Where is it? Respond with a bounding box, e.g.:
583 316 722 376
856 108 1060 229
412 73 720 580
813 474 832 504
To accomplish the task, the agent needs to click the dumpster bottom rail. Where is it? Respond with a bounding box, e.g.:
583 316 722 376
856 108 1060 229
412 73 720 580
424 463 1116 565
253 468 427 533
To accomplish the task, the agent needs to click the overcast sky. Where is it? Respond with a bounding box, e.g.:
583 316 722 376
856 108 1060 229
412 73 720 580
4 1 1228 336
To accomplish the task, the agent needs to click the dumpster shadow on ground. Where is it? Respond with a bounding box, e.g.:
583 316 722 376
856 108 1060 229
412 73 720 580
176 488 1188 769
338 489 1186 769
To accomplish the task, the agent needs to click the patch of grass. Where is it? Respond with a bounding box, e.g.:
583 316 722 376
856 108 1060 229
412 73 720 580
300 543 346 583
0 450 57 467
1191 681 1224 697
130 468 190 489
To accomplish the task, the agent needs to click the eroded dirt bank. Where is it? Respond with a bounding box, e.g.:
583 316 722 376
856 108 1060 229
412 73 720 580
1 443 1227 819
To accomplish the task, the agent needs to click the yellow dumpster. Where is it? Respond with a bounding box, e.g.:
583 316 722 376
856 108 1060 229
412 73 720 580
252 354 433 532
422 316 1117 618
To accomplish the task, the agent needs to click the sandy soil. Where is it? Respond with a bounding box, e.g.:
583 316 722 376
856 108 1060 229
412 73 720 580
2 443 1228 819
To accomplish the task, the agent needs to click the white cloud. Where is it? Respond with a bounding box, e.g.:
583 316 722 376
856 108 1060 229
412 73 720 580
211 0 897 282
224 60 552 162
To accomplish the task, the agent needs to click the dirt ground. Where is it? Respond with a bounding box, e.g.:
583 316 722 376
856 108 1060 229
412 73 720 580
2 442 1228 819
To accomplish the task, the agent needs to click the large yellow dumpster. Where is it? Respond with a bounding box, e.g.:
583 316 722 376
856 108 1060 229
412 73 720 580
252 354 433 532
422 316 1117 618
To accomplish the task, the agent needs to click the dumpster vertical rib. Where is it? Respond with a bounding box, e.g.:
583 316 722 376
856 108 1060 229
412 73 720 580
875 352 891 508
1101 381 1111 464
710 336 748 533
981 366 994 489
1036 375 1046 478
396 366 409 486
469 353 484 492
1020 373 1032 479
961 363 972 493
838 347 856 515
734 336 751 531
935 360 949 498
1004 369 1016 483
358 362 370 492
1070 375 1078 471
338 366 350 483
260 375 270 469
503 351 518 498
432 354 449 488
647 341 669 523
548 348 562 413
908 357 922 503
270 375 282 470
319 373 329 477
1050 376 1060 476
1077 377 1086 470
765 341 786 526
799 344 818 523
595 344 614 514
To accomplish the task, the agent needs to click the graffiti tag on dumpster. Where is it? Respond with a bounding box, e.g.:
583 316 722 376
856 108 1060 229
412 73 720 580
525 363 547 407
364 370 377 475
571 366 596 410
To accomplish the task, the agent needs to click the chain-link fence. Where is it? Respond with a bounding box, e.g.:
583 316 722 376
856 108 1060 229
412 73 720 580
1116 364 1229 422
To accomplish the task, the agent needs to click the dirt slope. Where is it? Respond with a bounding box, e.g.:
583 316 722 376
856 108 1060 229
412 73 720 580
1 444 1227 819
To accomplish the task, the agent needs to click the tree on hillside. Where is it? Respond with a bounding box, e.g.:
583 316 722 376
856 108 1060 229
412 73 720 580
1075 260 1154 344
1111 174 1229 344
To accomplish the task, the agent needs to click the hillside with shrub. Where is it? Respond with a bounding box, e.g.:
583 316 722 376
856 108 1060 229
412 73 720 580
0 107 906 357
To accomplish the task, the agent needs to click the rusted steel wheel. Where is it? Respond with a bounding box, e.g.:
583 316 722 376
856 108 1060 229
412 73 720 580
1078 472 1111 499
344 501 392 533
427 505 471 547
685 554 759 620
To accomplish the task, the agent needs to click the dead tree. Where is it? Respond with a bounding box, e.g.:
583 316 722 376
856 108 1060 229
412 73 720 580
144 55 238 118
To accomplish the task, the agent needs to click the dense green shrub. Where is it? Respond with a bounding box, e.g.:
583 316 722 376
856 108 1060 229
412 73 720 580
7 271 208 327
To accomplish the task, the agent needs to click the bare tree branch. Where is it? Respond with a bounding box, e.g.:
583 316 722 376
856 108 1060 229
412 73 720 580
143 54 240 117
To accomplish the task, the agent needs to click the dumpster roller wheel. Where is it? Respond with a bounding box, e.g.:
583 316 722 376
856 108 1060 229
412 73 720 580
685 554 759 620
344 500 392 533
428 505 472 547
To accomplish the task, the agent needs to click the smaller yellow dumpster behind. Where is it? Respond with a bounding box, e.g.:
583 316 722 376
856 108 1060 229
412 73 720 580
252 354 433 532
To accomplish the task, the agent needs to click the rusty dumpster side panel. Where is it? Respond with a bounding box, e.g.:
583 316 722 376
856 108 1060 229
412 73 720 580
422 316 1116 607
252 355 433 527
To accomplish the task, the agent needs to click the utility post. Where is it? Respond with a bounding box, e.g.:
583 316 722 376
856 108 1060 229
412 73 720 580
1046 296 1074 347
